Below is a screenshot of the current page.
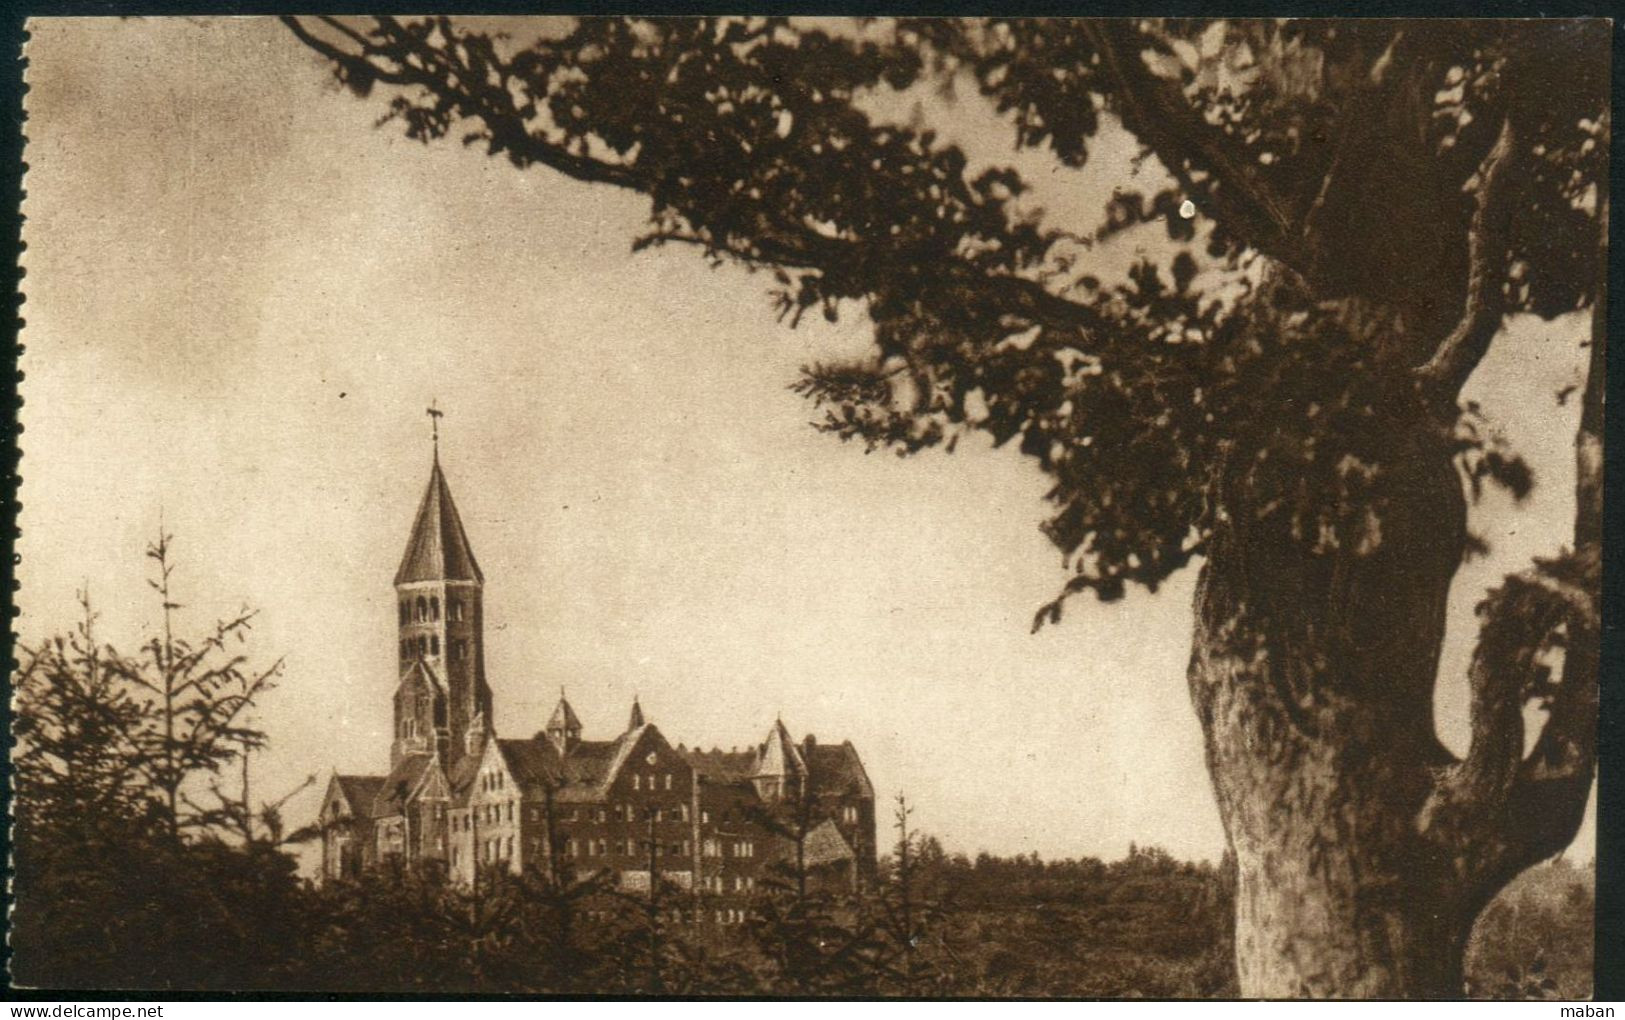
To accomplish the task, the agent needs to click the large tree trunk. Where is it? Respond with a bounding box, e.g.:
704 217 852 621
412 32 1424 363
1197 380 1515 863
1187 268 1602 996
1189 368 1479 997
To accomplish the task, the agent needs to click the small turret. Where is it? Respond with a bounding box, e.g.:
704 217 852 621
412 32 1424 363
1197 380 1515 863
752 717 806 801
546 689 582 754
627 696 646 731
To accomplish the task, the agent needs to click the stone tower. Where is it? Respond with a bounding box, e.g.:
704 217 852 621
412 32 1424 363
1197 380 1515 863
393 444 492 768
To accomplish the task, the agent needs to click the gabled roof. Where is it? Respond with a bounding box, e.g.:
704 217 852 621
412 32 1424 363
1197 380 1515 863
395 458 483 585
502 725 679 804
550 737 623 799
329 774 386 820
448 749 483 802
372 753 436 817
801 818 857 867
546 695 582 734
448 729 644 806
753 718 806 779
806 742 874 800
398 657 447 696
496 738 561 791
600 724 656 785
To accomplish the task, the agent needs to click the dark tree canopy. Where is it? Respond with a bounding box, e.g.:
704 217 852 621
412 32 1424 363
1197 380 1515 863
284 16 1606 618
285 19 1607 993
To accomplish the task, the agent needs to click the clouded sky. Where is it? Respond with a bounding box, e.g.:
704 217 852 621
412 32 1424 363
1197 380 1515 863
19 17 1594 864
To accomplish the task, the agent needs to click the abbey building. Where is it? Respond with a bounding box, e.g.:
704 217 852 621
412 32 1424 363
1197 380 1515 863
317 446 877 904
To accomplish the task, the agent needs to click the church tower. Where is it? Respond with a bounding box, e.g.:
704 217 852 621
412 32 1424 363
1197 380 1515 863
394 423 492 769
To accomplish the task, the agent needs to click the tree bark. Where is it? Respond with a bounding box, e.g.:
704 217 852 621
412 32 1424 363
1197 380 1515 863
1189 376 1477 997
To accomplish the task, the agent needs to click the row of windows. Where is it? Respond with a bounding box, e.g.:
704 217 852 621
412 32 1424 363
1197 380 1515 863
449 835 515 867
401 635 437 658
459 800 516 829
564 838 691 859
536 803 761 825
615 802 688 824
399 596 471 625
399 636 472 661
573 908 747 926
702 875 756 893
456 799 697 828
701 838 756 858
553 803 692 824
631 773 676 792
446 799 854 842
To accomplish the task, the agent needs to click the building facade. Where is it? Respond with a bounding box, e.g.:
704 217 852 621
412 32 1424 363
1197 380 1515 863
319 446 877 916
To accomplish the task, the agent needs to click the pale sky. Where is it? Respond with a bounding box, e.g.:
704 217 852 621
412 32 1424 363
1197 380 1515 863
18 17 1595 864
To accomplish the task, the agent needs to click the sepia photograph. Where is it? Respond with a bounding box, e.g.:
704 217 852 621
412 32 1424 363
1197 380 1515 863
10 15 1610 1000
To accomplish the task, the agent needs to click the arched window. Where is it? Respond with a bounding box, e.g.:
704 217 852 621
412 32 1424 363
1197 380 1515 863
415 596 428 621
430 596 440 621
430 634 440 656
450 599 463 622
399 602 408 626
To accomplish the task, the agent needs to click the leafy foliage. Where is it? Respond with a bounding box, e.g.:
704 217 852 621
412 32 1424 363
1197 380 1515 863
1465 859 1595 999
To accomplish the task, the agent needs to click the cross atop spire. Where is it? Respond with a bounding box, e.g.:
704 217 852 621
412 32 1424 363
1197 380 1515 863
427 401 444 460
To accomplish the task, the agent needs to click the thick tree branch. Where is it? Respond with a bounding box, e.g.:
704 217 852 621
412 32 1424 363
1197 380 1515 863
1083 20 1310 274
1414 117 1519 399
1421 190 1604 886
283 17 645 192
281 16 417 89
1493 189 1607 873
282 16 1113 346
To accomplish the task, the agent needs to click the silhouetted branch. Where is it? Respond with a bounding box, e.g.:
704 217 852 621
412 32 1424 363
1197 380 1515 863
1083 20 1308 273
1416 117 1520 399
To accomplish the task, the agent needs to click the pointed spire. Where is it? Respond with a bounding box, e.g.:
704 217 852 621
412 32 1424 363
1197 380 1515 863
753 717 806 779
396 448 483 586
627 695 646 731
